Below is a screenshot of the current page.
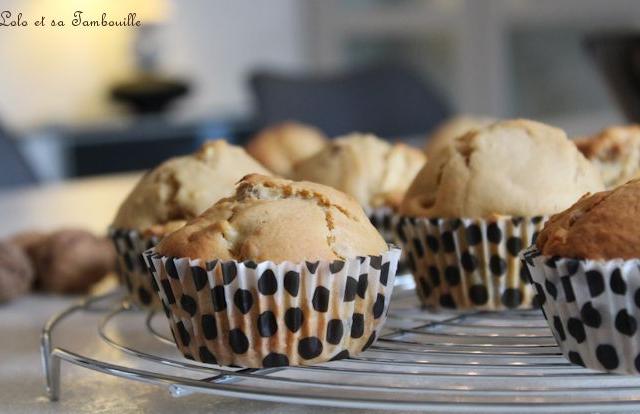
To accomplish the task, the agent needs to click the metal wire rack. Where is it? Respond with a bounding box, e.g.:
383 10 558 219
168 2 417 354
41 277 640 413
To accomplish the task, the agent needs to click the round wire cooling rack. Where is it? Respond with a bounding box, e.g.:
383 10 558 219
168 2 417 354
41 277 640 413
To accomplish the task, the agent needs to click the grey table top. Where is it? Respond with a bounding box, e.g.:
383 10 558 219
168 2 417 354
2 294 406 414
0 173 139 238
0 175 404 413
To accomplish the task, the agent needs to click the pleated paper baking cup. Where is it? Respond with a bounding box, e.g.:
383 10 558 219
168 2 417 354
396 216 546 310
367 207 409 275
109 228 161 309
367 207 395 241
523 245 640 374
144 247 401 368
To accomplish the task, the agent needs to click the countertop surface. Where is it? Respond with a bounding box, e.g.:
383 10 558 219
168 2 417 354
2 294 405 414
0 173 139 238
0 175 405 414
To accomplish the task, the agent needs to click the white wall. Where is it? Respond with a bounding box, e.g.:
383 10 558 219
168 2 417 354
306 0 640 136
0 0 135 129
159 0 308 120
0 0 307 130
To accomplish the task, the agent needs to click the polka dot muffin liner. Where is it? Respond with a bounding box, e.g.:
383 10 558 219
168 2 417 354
523 245 640 374
109 228 161 309
367 207 395 241
367 207 409 275
395 216 546 310
143 247 401 368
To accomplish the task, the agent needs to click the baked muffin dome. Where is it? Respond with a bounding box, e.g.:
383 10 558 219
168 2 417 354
575 125 640 189
536 179 640 260
292 133 426 209
425 115 495 158
112 140 271 232
155 174 388 262
401 119 604 218
246 121 327 176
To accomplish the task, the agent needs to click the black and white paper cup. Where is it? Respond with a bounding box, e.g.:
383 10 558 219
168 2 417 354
109 228 161 308
396 216 546 310
367 207 409 275
144 247 401 368
367 207 395 241
523 245 640 374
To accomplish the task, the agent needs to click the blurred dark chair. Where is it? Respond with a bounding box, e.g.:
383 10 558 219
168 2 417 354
250 65 450 138
0 125 36 188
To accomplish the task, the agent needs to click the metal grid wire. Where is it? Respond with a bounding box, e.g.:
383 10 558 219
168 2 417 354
41 281 640 413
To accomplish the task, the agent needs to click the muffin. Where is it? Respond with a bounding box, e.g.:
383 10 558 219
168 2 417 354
293 133 425 268
397 119 604 310
523 179 640 374
424 115 495 158
110 140 271 308
294 133 425 210
144 174 400 368
574 125 640 189
246 121 327 177
18 229 115 294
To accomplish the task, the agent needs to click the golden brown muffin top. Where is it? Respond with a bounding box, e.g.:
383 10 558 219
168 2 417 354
112 140 271 233
246 121 327 177
400 119 604 218
155 174 388 263
536 179 640 260
292 133 426 210
424 115 496 158
574 125 640 189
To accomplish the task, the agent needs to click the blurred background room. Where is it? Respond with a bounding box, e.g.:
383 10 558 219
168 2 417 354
4 2 640 412
1 0 639 187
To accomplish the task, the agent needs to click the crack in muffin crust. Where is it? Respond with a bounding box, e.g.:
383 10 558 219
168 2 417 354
235 177 359 260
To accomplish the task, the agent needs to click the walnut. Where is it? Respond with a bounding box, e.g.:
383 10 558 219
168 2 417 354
0 241 34 303
29 229 116 294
